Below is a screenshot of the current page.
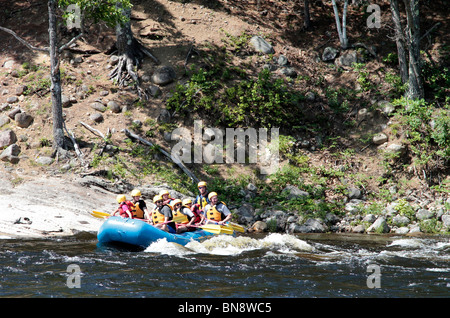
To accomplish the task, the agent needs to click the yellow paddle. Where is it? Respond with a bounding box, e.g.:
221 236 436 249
90 211 110 219
226 222 245 233
199 224 234 235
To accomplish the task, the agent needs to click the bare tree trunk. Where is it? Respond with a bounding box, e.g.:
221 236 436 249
303 0 311 29
390 0 409 84
48 0 66 151
331 0 349 49
403 0 424 99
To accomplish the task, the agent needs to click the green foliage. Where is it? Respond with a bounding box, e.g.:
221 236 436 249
385 71 407 97
393 97 450 174
393 199 416 221
422 61 450 101
166 37 306 129
58 0 132 27
353 62 373 91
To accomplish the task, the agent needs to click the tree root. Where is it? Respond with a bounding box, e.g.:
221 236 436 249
108 40 159 99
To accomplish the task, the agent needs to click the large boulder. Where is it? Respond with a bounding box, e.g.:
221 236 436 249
0 129 17 149
249 36 274 54
152 65 176 86
367 216 390 233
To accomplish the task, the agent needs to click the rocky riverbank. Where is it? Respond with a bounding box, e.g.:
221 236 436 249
236 183 450 236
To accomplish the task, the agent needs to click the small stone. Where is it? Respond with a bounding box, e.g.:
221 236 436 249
6 96 18 104
90 113 104 123
90 102 106 112
14 113 34 128
373 133 388 145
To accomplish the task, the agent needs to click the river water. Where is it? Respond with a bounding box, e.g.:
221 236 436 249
0 232 448 299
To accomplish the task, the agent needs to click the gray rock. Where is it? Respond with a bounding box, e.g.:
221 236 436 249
322 47 339 61
61 94 71 108
0 129 17 149
416 209 434 220
247 183 257 192
345 199 364 214
90 113 104 123
277 55 288 66
109 55 119 66
367 216 390 233
408 226 422 234
36 156 54 165
90 102 106 112
282 185 309 200
325 212 340 225
392 214 411 226
384 143 406 155
363 214 377 223
0 144 21 163
278 67 297 78
441 214 450 229
157 109 171 124
236 203 255 225
249 36 274 54
0 115 10 127
394 227 410 234
152 65 176 86
379 100 395 116
14 113 33 128
352 224 366 233
6 96 18 104
15 85 27 96
291 218 328 233
373 133 388 145
348 187 362 200
107 100 121 113
146 85 162 98
2 60 15 69
7 107 21 120
336 50 358 66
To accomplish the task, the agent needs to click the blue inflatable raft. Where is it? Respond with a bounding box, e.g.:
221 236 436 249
97 216 216 248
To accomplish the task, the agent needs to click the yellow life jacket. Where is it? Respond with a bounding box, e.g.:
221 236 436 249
172 209 189 224
133 201 145 219
196 195 209 209
152 205 169 224
206 202 226 221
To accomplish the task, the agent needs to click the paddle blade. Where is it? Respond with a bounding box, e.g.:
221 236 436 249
227 222 245 233
200 224 234 235
90 212 108 219
92 211 111 217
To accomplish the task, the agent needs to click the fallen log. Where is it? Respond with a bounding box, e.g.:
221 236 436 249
123 129 199 184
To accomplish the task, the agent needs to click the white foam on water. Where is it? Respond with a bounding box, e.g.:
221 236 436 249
143 234 314 257
144 238 194 256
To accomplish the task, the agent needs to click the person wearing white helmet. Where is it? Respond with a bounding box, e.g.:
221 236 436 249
130 189 150 220
203 192 232 225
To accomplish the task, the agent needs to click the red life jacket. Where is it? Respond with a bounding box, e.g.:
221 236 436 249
117 201 134 218
190 204 202 224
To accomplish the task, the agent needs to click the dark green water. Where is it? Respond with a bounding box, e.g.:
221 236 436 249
0 232 448 298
